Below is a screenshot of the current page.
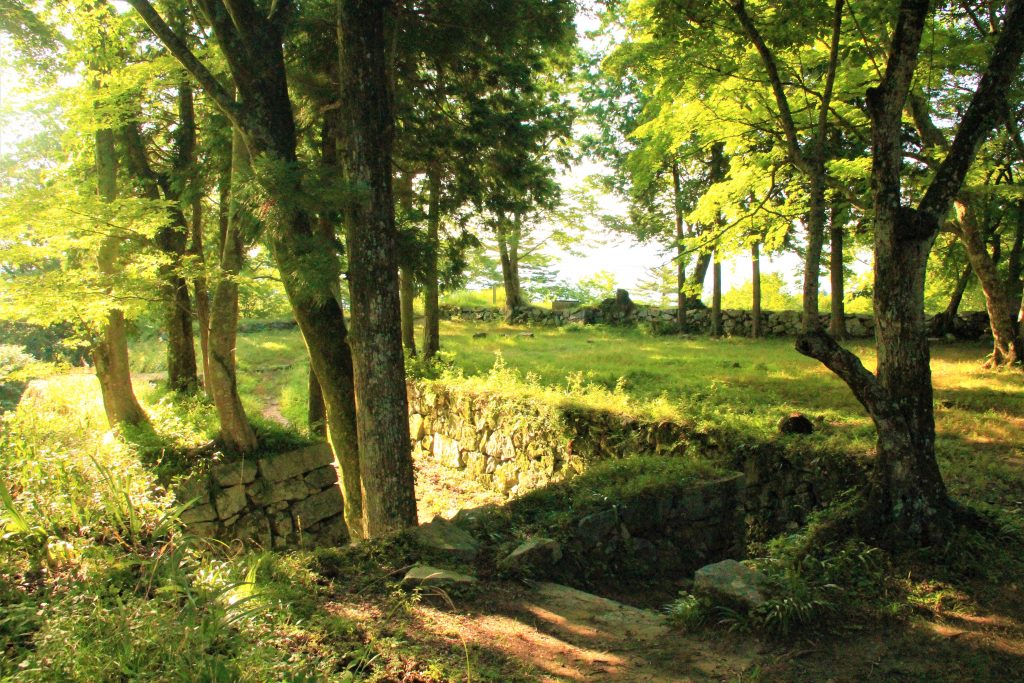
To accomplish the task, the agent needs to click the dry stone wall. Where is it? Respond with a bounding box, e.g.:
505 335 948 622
177 443 347 549
439 303 990 339
408 380 864 537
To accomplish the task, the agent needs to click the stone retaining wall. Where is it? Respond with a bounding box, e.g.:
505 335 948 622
440 303 990 339
177 443 346 549
408 380 864 537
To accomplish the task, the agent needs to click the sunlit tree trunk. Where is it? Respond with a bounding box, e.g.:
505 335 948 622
672 161 687 329
422 162 441 359
829 205 847 340
711 249 723 337
751 242 762 338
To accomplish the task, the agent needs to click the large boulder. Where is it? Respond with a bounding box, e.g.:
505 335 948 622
693 559 767 610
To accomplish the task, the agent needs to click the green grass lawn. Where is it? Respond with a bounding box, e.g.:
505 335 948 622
134 319 1020 511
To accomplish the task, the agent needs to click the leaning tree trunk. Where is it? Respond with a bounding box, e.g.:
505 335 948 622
206 128 258 454
751 242 762 338
422 163 441 359
955 199 1021 366
711 250 723 337
93 127 148 428
338 0 417 536
688 250 712 298
829 205 847 339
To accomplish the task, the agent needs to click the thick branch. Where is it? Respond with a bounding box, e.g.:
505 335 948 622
795 330 886 416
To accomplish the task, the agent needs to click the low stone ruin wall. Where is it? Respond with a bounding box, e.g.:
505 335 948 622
439 303 990 339
177 443 346 549
407 380 864 537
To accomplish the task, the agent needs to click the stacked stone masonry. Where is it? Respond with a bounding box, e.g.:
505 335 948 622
177 443 347 549
440 303 990 339
408 380 864 537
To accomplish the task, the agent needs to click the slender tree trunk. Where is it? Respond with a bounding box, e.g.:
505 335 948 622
308 366 327 437
338 0 417 536
207 127 258 454
190 194 213 399
751 242 762 338
829 206 847 339
803 166 827 333
400 267 417 355
422 163 441 359
93 128 148 427
672 161 687 329
688 250 712 297
955 200 1022 366
711 250 723 337
932 262 972 337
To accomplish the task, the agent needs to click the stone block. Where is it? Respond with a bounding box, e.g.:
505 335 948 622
180 502 218 525
498 538 562 575
235 511 272 548
215 485 247 520
293 486 344 529
304 465 339 490
258 442 333 482
693 559 766 610
211 460 257 487
415 517 480 561
409 413 425 441
249 476 308 506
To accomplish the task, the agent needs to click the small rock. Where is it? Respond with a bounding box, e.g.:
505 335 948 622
472 332 488 339
693 559 767 610
214 485 248 520
576 509 619 547
499 538 562 575
517 332 535 338
401 565 478 589
777 413 814 435
211 460 258 487
415 517 481 561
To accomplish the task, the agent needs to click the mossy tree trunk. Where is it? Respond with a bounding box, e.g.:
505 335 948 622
829 205 847 339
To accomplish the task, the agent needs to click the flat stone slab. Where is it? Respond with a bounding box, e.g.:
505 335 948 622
693 559 766 610
498 538 562 575
402 565 478 589
415 517 481 562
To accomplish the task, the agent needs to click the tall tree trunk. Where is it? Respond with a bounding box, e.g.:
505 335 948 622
93 128 148 427
751 242 762 338
422 163 441 359
206 127 258 454
931 262 972 337
672 161 687 329
190 194 213 399
711 250 723 337
497 214 525 312
829 206 847 339
338 0 417 536
955 199 1022 366
688 250 712 297
803 164 828 333
308 365 327 437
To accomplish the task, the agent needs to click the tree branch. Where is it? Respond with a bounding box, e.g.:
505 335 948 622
795 330 886 415
125 0 246 131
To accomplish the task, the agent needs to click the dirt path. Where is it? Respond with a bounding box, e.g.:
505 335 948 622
399 582 756 682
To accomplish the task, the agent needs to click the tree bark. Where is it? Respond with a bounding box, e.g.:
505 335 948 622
751 242 762 338
497 213 525 312
422 162 441 359
931 262 972 337
338 0 417 536
672 161 687 328
400 267 417 355
206 126 258 454
829 206 847 339
711 250 723 337
190 194 213 399
955 199 1022 366
93 128 148 428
